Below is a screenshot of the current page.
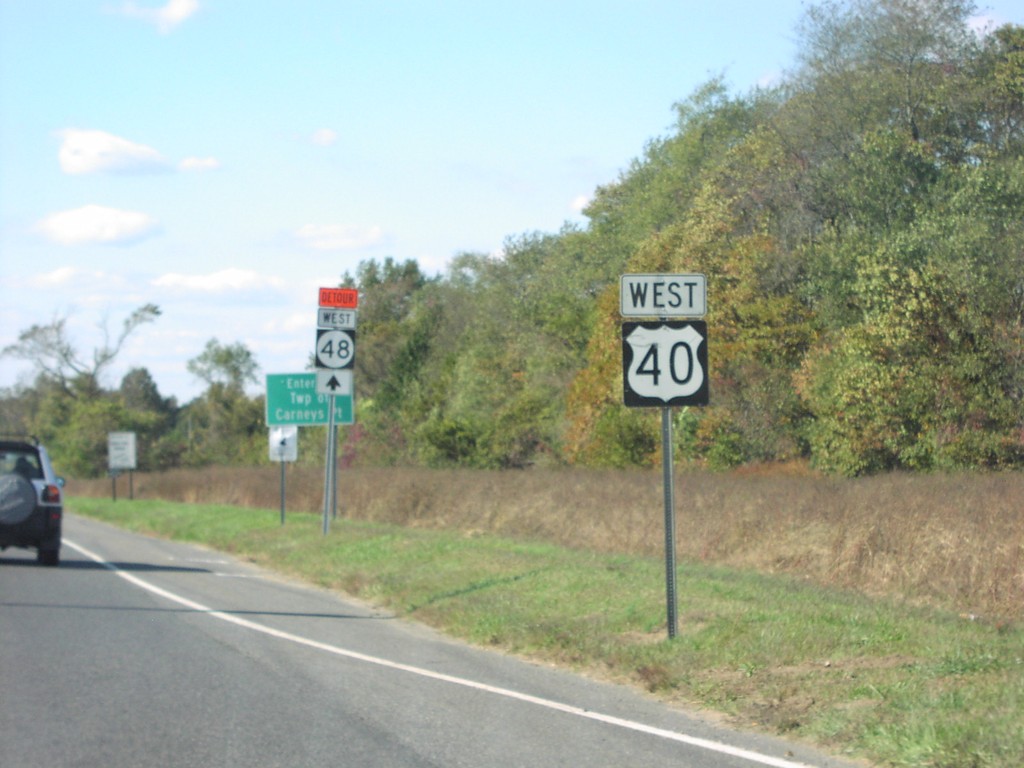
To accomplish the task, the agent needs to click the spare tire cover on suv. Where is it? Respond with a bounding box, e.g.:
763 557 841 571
0 473 37 525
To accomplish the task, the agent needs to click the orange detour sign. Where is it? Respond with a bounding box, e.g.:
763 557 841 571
318 287 358 309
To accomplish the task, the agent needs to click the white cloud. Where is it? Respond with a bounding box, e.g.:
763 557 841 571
14 268 130 297
120 0 199 34
968 13 1002 36
414 251 449 277
57 128 168 175
179 156 220 171
152 268 285 294
29 267 81 287
570 194 591 213
311 128 338 146
281 312 310 332
757 69 783 89
36 205 160 246
295 224 383 251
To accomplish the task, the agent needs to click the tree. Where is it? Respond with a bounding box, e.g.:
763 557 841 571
181 340 263 466
119 368 181 471
779 0 983 239
21 377 167 477
345 257 430 328
120 367 175 415
342 257 432 399
975 24 1024 154
1 304 161 395
175 386 265 466
798 159 1024 474
792 0 979 147
583 79 772 267
186 338 259 390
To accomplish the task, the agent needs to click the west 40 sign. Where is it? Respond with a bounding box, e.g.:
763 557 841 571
622 321 708 407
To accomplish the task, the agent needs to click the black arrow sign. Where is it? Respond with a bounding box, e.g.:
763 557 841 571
325 374 343 392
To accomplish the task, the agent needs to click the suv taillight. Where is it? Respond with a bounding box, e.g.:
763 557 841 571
42 484 61 503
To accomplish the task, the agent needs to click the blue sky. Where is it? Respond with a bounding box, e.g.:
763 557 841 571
2 1 1021 403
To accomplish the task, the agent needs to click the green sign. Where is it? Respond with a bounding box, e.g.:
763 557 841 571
265 373 354 426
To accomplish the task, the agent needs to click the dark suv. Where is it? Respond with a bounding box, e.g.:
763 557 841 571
0 436 64 566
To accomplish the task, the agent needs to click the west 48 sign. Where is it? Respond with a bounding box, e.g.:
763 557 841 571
622 321 708 407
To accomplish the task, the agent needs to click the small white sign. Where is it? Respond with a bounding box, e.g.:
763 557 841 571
316 369 353 396
108 431 138 470
620 273 706 317
269 426 298 462
317 307 357 330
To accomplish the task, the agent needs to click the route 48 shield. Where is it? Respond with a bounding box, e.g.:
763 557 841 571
622 321 708 407
315 328 355 369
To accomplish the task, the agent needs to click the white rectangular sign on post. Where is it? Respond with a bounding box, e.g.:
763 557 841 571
107 431 137 471
316 369 353 396
269 425 298 462
620 273 706 317
317 307 357 330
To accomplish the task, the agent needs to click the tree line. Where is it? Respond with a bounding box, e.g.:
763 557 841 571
4 0 1023 477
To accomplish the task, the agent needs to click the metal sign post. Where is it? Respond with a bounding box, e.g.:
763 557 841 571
331 422 339 520
269 426 298 524
661 407 678 638
322 395 336 535
280 458 286 525
620 274 708 640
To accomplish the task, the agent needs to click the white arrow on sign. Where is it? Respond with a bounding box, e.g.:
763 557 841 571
316 369 353 396
269 425 298 462
622 321 708 407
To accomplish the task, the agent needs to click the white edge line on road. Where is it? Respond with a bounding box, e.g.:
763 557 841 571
64 537 817 768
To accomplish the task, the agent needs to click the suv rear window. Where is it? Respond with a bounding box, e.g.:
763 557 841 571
0 449 43 480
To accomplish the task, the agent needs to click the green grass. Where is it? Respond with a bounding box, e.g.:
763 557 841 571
69 497 1024 768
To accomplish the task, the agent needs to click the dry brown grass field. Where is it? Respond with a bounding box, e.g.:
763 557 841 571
71 464 1024 622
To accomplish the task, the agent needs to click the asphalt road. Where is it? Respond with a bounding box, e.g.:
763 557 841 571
1 515 862 768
